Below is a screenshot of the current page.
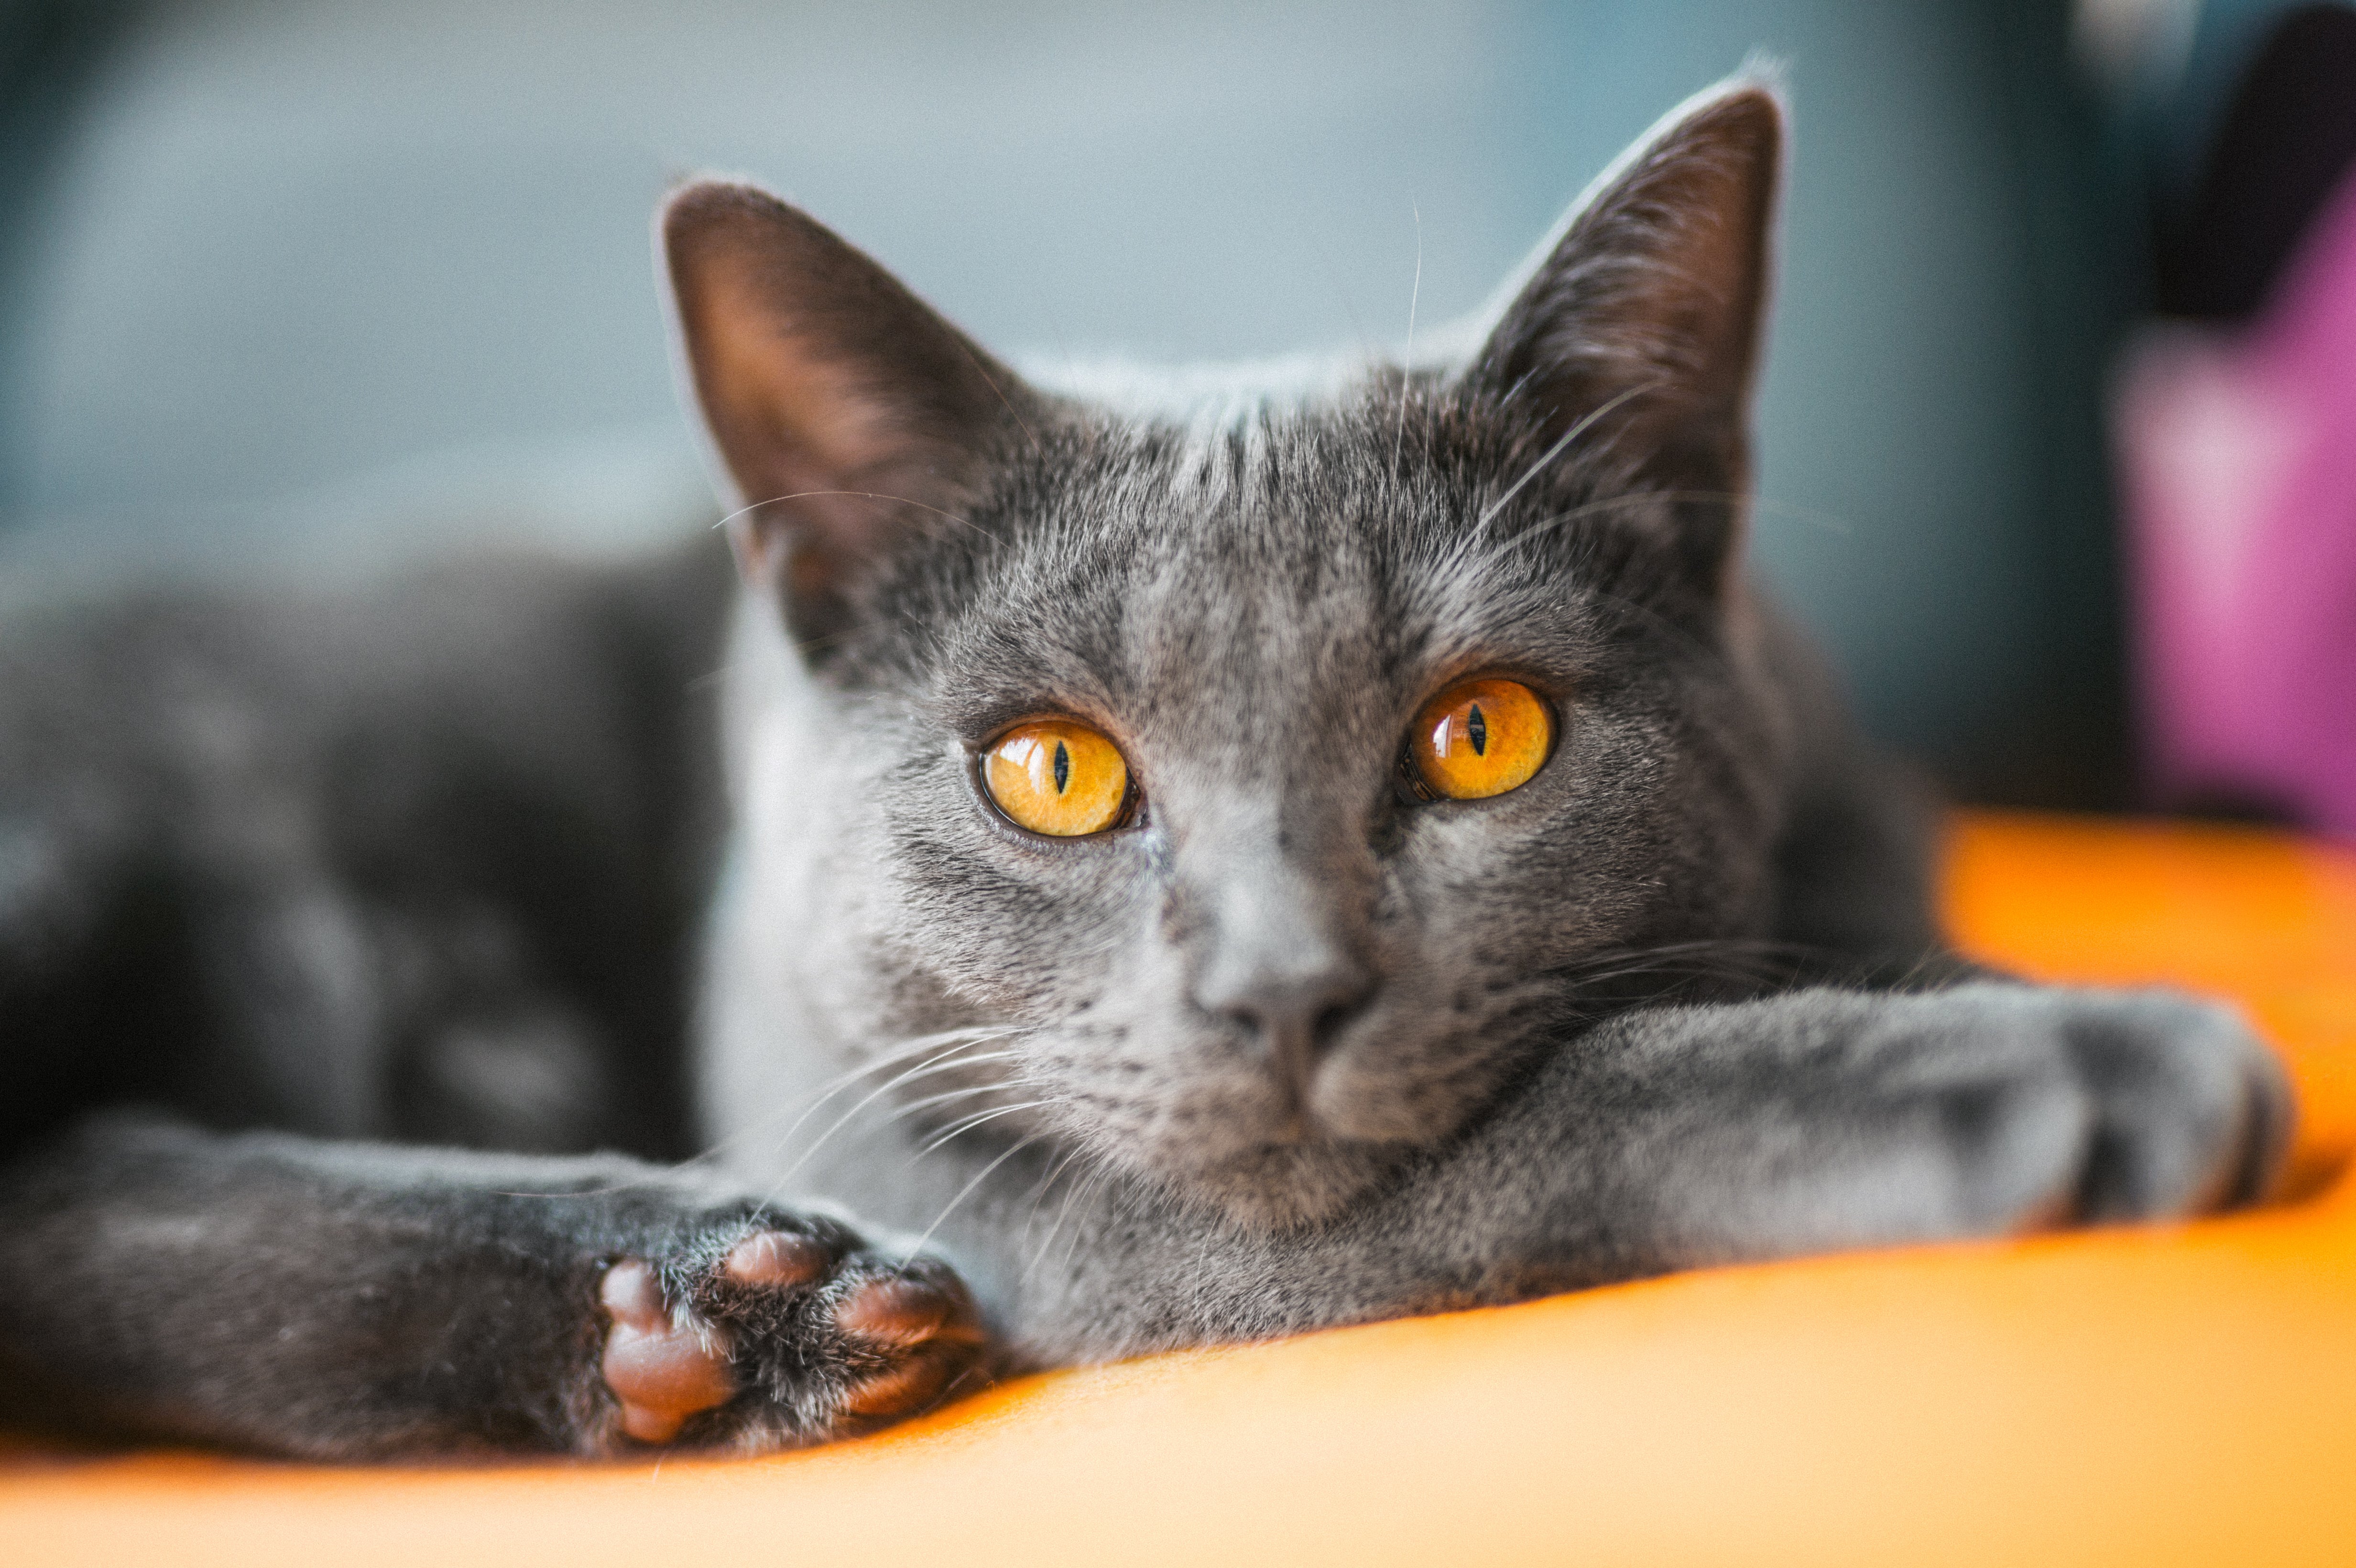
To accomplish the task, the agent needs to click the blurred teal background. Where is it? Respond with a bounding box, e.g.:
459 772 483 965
0 1 2293 802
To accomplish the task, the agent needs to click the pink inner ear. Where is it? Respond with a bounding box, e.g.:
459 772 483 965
1471 86 1779 489
2116 164 2356 840
665 184 1035 633
689 250 902 514
704 331 891 594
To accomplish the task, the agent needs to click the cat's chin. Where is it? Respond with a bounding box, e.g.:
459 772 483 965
1166 1138 1408 1232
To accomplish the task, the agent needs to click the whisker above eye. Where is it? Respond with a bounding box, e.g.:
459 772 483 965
1462 489 1853 567
1471 379 1663 533
719 489 996 544
1390 201 1422 488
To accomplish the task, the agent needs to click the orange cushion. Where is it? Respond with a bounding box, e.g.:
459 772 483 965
8 810 2355 1566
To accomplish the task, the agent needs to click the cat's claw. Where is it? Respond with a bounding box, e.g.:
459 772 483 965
595 1225 988 1449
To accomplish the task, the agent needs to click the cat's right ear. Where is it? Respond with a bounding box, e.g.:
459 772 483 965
662 183 1043 653
1462 80 1783 587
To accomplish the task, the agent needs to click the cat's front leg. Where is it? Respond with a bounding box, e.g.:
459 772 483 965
0 1114 988 1458
1038 983 2292 1353
1371 982 2295 1297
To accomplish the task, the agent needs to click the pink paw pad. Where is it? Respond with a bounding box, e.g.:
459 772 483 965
830 1268 987 1420
593 1229 990 1447
598 1259 735 1444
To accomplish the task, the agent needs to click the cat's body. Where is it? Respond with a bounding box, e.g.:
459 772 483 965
0 81 2289 1457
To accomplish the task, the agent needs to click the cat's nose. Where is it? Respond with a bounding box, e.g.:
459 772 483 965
1194 941 1374 1095
1177 802 1379 1100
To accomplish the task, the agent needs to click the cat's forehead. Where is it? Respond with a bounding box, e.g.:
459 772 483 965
908 398 1602 732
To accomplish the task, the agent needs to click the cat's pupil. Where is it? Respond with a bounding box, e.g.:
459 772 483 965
1053 740 1070 794
1468 704 1487 757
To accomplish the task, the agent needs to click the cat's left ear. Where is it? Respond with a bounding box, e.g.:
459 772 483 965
663 183 1044 653
1466 80 1782 582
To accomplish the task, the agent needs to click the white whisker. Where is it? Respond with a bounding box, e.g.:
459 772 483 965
879 1081 1024 1129
917 1100 1054 1157
716 489 994 543
1017 1146 1086 1249
750 1033 1026 1209
1040 1158 1120 1284
898 1133 1049 1269
763 1029 1023 1166
481 1030 1016 1201
1391 200 1422 484
1473 379 1661 531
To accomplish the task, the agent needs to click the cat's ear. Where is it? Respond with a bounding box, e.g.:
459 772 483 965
1465 81 1782 577
663 182 1042 651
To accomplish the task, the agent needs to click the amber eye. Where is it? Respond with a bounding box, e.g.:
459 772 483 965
1407 677 1554 801
982 719 1132 837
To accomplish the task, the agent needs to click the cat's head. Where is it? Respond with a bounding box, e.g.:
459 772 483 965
668 81 1796 1230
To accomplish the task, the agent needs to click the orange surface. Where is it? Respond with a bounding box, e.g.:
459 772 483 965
6 810 2355 1566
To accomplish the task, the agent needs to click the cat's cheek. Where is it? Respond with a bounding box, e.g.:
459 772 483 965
888 825 1156 1009
1309 1048 1492 1145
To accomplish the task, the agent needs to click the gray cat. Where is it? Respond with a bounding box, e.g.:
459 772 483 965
0 79 2288 1458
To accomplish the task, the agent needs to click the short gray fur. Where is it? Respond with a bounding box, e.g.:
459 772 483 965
0 79 2288 1457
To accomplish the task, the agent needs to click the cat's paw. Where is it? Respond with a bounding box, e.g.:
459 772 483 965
594 1222 989 1449
2045 988 2293 1221
1657 983 2296 1262
1850 985 2292 1234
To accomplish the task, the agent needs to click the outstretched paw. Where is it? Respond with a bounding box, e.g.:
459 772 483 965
1788 984 2289 1244
595 1223 988 1449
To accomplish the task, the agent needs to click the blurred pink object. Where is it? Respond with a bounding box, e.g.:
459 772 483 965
2117 165 2356 840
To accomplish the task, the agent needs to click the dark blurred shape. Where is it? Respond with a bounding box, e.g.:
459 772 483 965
0 2 134 242
1951 0 2139 811
2157 3 2356 318
0 0 141 506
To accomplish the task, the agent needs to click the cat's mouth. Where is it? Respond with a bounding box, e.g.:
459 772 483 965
1035 1011 1529 1230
